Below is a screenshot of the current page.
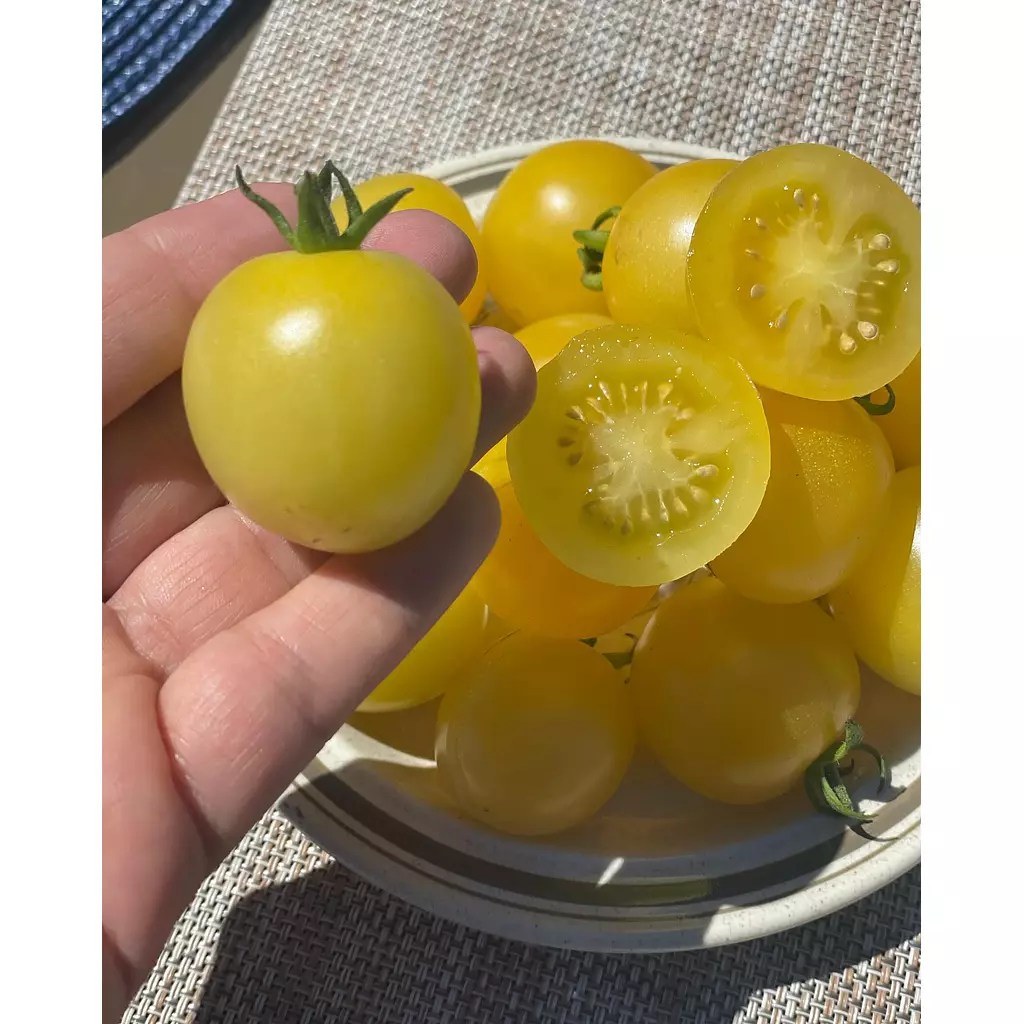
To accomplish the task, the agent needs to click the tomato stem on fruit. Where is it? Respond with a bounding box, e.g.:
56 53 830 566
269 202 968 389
234 163 413 254
854 384 896 416
803 719 892 828
572 205 621 291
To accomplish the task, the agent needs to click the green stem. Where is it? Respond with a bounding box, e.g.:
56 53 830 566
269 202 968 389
854 384 896 416
235 162 412 254
572 205 622 292
803 719 894 834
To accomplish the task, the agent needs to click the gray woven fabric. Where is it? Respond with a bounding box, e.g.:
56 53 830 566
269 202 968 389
126 1 922 1021
128 812 921 1024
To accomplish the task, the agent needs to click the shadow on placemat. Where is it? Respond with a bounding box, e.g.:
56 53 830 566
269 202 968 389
193 863 920 1024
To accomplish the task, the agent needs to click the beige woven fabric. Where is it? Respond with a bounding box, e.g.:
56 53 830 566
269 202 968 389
178 0 920 207
126 1 922 1021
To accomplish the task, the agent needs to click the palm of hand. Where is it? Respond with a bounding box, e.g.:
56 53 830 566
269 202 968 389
101 185 533 1021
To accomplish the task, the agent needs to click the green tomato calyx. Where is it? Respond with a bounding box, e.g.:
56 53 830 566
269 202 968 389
573 206 620 291
803 719 893 835
854 383 897 416
235 162 412 254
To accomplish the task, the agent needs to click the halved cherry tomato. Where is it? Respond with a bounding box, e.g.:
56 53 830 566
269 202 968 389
472 313 612 492
514 312 613 368
507 324 770 586
687 144 921 401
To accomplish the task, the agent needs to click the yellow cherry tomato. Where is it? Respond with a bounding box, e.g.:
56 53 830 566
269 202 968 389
602 159 737 332
631 577 861 805
508 324 771 587
829 465 920 695
687 144 921 401
333 172 487 323
711 390 894 603
436 633 636 835
472 313 613 491
514 312 613 368
184 177 480 554
358 585 489 712
473 482 657 639
865 352 921 470
481 140 655 326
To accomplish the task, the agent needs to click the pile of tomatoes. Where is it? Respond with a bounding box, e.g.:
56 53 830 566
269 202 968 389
184 141 921 838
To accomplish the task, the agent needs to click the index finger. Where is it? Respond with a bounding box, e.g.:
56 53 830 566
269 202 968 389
102 184 298 425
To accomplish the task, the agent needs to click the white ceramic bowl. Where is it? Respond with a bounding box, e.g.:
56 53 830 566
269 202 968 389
278 138 921 952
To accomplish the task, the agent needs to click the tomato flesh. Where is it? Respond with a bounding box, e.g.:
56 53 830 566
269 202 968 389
507 324 770 587
687 144 921 401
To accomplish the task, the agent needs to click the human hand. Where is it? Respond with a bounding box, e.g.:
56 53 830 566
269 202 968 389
102 185 535 1021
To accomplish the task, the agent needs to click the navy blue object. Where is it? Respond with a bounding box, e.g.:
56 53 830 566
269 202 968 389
102 0 272 171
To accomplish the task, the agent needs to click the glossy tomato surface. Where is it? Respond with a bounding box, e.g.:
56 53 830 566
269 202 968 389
872 352 921 470
334 172 487 323
183 249 480 552
436 633 636 835
473 482 657 639
358 585 489 712
603 159 737 332
481 140 655 326
631 577 861 804
711 389 894 602
830 465 921 694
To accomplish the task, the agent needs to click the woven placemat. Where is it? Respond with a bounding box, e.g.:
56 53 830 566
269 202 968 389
127 1 921 1021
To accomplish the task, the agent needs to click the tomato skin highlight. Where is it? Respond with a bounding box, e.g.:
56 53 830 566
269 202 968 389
358 585 489 712
829 465 921 695
508 324 771 587
182 249 480 553
436 632 636 835
334 172 488 323
631 577 861 805
603 159 737 332
473 482 657 640
481 140 656 326
711 390 894 603
687 143 921 401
